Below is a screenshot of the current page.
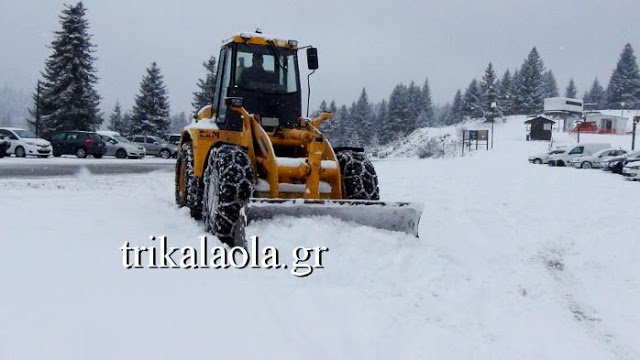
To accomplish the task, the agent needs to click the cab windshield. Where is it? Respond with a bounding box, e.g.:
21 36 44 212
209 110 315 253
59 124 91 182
234 43 298 94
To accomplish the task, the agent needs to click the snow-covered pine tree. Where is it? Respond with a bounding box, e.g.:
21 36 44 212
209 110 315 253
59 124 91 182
517 47 545 114
481 63 500 119
107 102 127 134
585 78 606 109
352 88 373 144
542 70 559 98
386 83 411 141
498 70 514 115
417 77 435 127
170 112 189 133
406 81 422 130
447 90 464 125
565 78 578 98
191 55 217 116
605 43 640 109
334 104 350 146
130 62 171 136
374 99 388 143
462 79 483 119
510 68 523 114
33 2 102 137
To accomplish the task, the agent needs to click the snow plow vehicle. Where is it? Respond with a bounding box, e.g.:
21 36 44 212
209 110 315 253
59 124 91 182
175 31 423 246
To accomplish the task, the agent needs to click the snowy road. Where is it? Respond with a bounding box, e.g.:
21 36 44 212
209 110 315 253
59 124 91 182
1 119 639 359
0 157 175 177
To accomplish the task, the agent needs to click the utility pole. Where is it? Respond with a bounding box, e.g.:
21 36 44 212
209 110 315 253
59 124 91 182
490 102 496 149
633 116 639 151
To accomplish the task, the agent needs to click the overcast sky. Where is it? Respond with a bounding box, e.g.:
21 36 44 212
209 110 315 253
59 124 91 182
1 0 639 116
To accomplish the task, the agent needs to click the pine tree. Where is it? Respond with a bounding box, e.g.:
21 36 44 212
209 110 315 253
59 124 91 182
517 47 546 114
511 68 523 114
606 43 640 109
170 112 189 133
462 79 483 119
565 78 578 98
481 63 499 119
406 81 422 130
130 62 171 136
191 55 217 115
447 90 464 125
499 70 514 115
542 70 559 98
417 77 435 127
584 78 606 109
107 102 127 134
374 99 388 142
334 104 350 146
32 2 102 137
352 88 373 144
386 84 411 141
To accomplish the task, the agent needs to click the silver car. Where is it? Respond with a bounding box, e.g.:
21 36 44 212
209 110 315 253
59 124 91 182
130 135 176 159
97 131 146 159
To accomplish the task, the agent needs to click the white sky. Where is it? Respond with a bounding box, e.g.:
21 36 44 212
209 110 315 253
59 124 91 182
1 0 639 116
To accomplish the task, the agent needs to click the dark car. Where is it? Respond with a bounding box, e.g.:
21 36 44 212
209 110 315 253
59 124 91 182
603 151 640 175
0 134 10 158
49 131 107 158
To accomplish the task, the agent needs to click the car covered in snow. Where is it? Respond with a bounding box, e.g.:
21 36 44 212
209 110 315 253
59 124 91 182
602 151 640 174
568 148 627 169
0 133 10 158
0 127 53 158
547 143 611 167
528 147 566 164
130 135 176 159
97 131 146 159
622 160 640 180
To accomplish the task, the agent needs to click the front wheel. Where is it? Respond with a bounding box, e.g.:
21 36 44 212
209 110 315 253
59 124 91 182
202 144 255 246
15 146 26 158
581 161 592 169
116 149 127 159
533 158 542 164
160 149 171 159
336 150 380 200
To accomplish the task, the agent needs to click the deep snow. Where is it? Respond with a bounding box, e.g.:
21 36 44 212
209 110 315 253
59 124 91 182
1 117 639 359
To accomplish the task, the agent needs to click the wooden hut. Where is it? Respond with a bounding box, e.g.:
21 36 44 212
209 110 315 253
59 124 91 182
525 116 556 141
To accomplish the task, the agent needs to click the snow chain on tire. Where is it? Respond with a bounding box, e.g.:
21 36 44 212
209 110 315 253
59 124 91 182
202 144 255 246
336 150 380 200
175 142 203 219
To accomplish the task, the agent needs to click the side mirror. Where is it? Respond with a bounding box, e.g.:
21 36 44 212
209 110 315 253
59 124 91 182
307 47 319 70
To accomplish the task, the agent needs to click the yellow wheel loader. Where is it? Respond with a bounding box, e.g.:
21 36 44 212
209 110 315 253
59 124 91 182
175 32 423 246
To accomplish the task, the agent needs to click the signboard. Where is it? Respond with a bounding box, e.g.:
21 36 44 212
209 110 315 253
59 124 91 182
477 130 488 141
634 116 640 124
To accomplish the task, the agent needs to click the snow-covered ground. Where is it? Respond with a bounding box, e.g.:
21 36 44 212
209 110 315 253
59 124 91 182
1 118 639 359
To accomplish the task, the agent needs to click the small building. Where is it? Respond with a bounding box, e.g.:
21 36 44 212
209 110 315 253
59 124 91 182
543 97 583 131
525 116 556 141
584 113 628 135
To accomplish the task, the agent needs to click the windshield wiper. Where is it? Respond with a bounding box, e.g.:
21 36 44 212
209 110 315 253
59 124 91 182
267 40 287 73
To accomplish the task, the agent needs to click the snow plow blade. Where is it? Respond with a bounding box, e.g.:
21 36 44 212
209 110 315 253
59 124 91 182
243 198 423 237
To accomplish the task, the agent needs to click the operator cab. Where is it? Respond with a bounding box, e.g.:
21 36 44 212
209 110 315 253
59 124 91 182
211 32 316 131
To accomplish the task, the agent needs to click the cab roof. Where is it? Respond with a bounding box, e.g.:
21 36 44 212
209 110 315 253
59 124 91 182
222 32 298 49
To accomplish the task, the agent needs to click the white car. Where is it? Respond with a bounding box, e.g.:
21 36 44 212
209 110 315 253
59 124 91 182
547 143 612 167
97 131 146 159
568 148 627 169
622 160 640 180
0 127 52 158
529 148 566 164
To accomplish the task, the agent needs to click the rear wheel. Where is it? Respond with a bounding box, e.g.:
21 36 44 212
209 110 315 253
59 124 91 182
76 147 87 158
116 149 127 159
336 150 380 200
581 161 592 169
533 158 542 164
160 149 171 159
202 144 254 246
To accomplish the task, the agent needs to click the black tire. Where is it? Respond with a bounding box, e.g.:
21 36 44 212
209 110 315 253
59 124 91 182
533 158 542 164
160 149 171 159
336 150 380 200
202 144 254 246
15 146 26 158
116 149 127 159
557 160 565 167
175 142 203 218
76 147 87 158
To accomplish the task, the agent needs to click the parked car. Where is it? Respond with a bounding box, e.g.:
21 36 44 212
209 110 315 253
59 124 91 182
547 143 612 167
0 127 53 158
529 148 566 164
130 135 176 159
49 131 107 158
163 133 181 146
568 148 627 169
603 151 640 174
0 134 10 158
622 160 640 180
97 131 146 159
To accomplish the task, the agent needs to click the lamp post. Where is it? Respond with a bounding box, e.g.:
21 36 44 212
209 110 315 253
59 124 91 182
490 101 496 149
633 116 639 151
35 81 42 138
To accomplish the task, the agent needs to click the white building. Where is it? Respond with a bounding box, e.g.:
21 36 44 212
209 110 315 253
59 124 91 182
584 113 629 135
543 97 583 131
